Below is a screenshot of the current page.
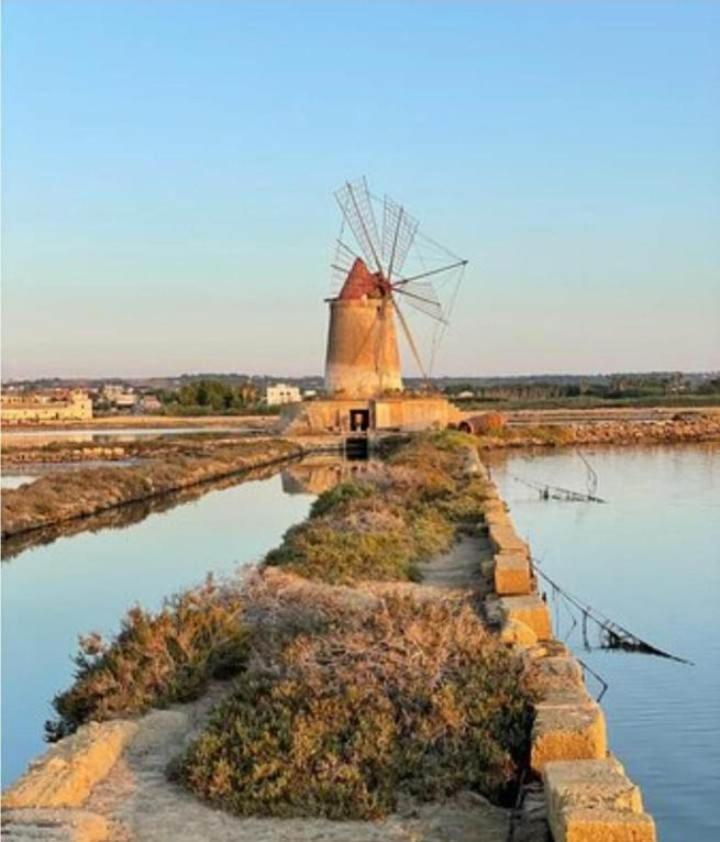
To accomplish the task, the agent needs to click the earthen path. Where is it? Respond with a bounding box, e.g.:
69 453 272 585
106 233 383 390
416 533 493 592
87 690 511 842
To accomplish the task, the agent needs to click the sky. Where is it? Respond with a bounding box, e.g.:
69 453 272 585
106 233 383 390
2 0 719 380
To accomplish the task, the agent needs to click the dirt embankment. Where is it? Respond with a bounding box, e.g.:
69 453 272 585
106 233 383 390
1 461 290 561
1 438 303 539
4 433 541 841
475 414 720 449
2 413 276 432
0 429 276 466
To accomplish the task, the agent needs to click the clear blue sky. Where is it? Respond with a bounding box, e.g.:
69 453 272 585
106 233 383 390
2 0 719 379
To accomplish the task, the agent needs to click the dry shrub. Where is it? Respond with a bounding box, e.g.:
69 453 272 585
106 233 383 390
46 577 248 740
177 594 536 819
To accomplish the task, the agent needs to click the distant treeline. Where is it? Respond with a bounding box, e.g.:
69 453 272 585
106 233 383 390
441 373 720 409
157 379 274 415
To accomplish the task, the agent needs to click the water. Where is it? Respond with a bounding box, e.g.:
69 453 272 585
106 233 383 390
1 462 139 490
488 445 720 842
2 426 255 446
1 467 313 785
1 474 36 489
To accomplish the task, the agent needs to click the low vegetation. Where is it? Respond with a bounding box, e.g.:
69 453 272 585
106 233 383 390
1 437 301 537
47 578 248 740
266 430 488 584
176 595 535 819
48 431 537 820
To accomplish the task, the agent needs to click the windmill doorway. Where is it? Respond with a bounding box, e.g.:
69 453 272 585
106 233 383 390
349 409 370 432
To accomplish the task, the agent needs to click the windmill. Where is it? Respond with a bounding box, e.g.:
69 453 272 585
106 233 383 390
325 177 467 399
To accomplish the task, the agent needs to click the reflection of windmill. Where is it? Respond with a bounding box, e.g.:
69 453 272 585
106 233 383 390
325 177 467 398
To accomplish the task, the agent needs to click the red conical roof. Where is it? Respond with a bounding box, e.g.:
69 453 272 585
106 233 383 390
338 258 390 300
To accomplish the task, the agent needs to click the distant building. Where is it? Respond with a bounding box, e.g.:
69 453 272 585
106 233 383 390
266 383 301 406
101 384 138 409
456 390 475 400
1 390 93 425
139 395 163 413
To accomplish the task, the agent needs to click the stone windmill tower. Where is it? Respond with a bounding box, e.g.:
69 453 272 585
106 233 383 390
325 178 467 399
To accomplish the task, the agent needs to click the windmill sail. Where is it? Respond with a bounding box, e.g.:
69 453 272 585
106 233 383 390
334 179 384 274
327 177 467 393
382 196 418 282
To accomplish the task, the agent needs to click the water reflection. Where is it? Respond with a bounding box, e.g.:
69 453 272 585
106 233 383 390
1 461 293 562
488 444 720 842
1 462 315 785
281 453 376 496
2 426 260 446
0 475 36 490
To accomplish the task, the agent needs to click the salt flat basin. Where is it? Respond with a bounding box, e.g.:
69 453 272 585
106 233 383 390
488 443 720 842
2 426 258 447
0 465 314 785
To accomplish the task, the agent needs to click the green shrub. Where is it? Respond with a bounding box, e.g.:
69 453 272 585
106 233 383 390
309 480 374 518
266 519 417 584
266 433 488 585
176 596 536 819
46 577 248 740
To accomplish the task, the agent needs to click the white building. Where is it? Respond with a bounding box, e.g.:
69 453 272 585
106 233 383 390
266 383 301 406
101 384 138 409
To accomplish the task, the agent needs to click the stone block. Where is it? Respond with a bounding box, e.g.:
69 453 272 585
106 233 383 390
526 640 570 660
482 499 507 516
498 595 552 640
552 808 656 842
494 552 532 595
0 808 109 841
499 618 538 647
488 522 529 557
543 758 643 817
531 697 607 773
484 508 511 526
2 720 137 809
533 654 584 692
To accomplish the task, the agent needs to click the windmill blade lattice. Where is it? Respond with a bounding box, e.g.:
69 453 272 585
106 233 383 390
382 195 418 282
394 280 445 322
330 177 467 381
334 179 383 274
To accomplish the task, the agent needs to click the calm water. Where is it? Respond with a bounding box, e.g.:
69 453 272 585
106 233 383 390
0 474 36 489
1 468 312 785
489 445 720 842
2 426 254 446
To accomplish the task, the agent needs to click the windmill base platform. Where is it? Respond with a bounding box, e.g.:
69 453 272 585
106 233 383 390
279 396 460 436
